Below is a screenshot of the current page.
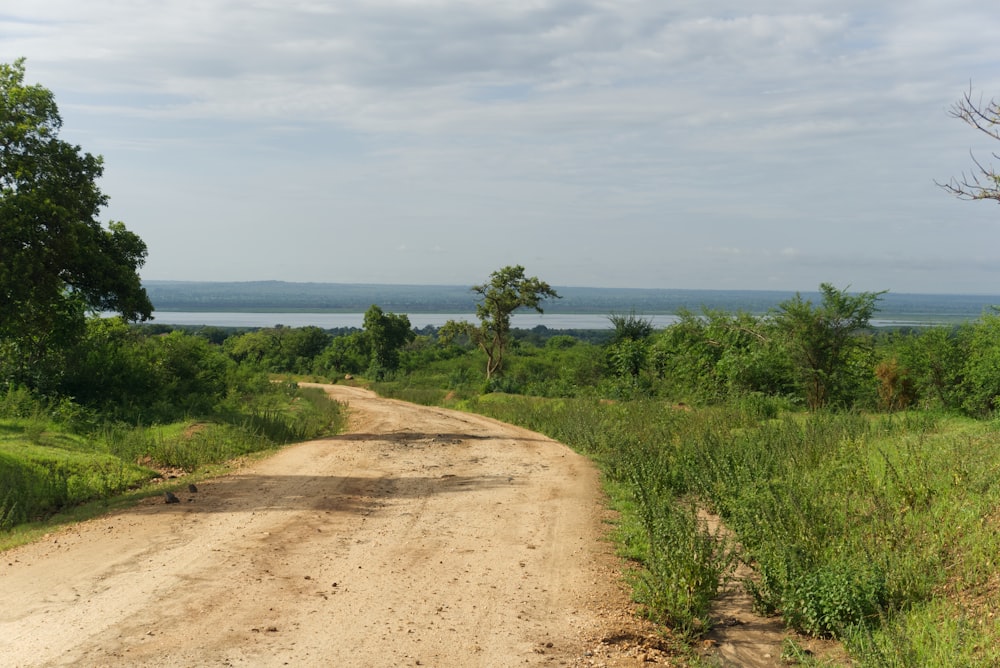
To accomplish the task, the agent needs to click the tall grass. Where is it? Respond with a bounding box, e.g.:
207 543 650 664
0 443 155 526
103 385 346 471
459 393 1000 663
0 385 346 530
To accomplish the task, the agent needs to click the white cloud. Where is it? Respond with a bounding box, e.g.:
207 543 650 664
2 1 999 291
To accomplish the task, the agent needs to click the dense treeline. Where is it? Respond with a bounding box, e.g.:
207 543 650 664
3 281 996 486
326 285 1000 418
106 285 1000 418
6 280 999 430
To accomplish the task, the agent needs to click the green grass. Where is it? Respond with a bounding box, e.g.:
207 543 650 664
0 428 157 529
0 385 347 537
448 393 1000 665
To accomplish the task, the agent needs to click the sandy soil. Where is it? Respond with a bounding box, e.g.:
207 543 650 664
0 384 679 667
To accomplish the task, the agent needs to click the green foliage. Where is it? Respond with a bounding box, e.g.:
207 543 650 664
773 284 885 409
442 265 559 381
147 331 232 418
359 289 1000 416
781 561 890 638
0 59 151 390
650 309 792 403
504 339 606 398
0 385 47 420
845 596 1000 667
0 434 156 526
890 326 967 411
649 309 722 401
627 458 735 637
222 326 331 375
602 313 656 398
363 304 414 380
883 318 1000 417
0 383 345 530
314 331 369 377
452 392 1000 660
59 318 152 416
606 340 651 393
607 310 654 345
58 320 236 423
958 314 1000 416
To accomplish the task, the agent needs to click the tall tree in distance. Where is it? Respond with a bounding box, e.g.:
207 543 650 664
939 87 1000 203
441 265 559 383
0 58 152 388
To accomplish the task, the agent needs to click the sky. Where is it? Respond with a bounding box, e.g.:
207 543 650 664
3 1 1000 294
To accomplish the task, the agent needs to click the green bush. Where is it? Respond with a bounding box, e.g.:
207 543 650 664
782 561 890 637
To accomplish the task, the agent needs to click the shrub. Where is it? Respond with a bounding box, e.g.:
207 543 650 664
782 561 890 637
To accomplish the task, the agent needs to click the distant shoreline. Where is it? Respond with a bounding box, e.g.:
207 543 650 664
143 280 1000 324
145 311 975 331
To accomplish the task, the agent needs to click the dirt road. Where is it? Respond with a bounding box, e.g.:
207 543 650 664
1 384 671 667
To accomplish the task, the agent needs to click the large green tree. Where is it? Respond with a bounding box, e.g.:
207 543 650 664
363 304 414 380
0 59 151 387
442 265 559 382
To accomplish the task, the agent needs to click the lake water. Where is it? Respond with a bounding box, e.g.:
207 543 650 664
147 311 939 330
148 312 683 329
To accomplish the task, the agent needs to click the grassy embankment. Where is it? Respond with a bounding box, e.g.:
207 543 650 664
0 384 346 548
375 381 1000 666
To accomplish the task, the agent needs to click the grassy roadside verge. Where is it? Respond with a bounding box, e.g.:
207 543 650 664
378 385 1000 666
0 384 346 551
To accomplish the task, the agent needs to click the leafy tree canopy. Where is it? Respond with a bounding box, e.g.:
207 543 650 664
773 283 885 409
442 265 559 382
363 304 414 380
0 59 151 384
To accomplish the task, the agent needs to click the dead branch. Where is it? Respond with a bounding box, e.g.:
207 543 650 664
938 86 1000 203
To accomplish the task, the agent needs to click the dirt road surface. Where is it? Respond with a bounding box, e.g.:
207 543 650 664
1 384 675 667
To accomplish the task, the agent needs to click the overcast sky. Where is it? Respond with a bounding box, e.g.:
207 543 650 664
4 2 1000 293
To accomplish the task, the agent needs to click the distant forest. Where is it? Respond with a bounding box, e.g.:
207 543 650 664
144 281 1000 322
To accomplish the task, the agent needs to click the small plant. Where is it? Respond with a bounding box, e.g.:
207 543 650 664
23 417 46 444
0 490 16 531
628 496 735 638
780 637 820 665
782 561 890 638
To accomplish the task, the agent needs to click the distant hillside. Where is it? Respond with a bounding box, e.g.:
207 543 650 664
143 281 1000 322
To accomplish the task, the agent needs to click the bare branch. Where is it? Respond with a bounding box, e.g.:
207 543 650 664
939 86 1000 203
949 87 1000 141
